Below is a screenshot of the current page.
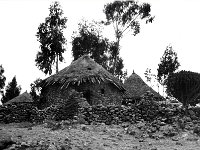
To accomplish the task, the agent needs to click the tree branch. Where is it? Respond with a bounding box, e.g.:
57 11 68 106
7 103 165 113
121 13 140 35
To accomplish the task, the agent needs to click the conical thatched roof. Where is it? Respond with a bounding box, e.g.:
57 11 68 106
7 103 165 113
124 72 161 98
40 55 125 91
4 91 33 105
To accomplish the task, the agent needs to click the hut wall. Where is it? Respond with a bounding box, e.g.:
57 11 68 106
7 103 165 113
42 81 123 107
75 81 122 106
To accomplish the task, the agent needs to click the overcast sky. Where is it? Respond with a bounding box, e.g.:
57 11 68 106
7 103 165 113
0 0 200 97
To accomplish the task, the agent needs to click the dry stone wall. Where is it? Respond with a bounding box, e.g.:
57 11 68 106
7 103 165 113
42 81 123 107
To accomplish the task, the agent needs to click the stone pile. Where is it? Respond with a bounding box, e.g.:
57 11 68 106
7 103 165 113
1 91 200 126
0 103 42 123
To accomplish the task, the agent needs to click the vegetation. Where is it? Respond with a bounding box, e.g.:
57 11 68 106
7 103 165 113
166 70 200 107
35 1 67 75
72 20 109 67
157 45 180 86
157 45 180 96
30 78 42 107
0 65 6 96
103 0 154 74
1 76 21 104
71 20 127 81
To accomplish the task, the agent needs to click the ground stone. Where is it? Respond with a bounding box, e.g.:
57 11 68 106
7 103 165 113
0 130 15 149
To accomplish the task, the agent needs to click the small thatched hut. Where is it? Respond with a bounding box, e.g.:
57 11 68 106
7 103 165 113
124 71 162 100
40 55 126 107
4 91 33 105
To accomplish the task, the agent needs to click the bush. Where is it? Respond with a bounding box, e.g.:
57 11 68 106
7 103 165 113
166 70 200 107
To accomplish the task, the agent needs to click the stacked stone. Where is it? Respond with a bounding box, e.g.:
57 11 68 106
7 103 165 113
0 103 41 123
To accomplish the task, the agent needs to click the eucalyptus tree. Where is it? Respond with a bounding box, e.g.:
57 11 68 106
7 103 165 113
103 1 154 74
36 1 67 75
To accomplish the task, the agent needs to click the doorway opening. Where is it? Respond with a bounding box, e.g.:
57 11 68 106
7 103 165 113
83 90 92 105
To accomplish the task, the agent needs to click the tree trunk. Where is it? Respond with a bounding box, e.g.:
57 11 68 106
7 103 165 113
112 39 120 75
56 55 59 73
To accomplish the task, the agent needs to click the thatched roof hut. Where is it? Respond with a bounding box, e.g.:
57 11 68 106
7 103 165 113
40 55 126 107
124 72 161 99
4 91 33 105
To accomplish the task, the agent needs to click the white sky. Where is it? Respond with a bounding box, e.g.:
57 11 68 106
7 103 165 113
0 0 200 96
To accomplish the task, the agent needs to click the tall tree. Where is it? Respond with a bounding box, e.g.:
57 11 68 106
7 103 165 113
0 65 6 95
72 20 127 81
1 76 21 104
36 1 67 75
72 20 109 67
103 1 154 74
157 45 180 96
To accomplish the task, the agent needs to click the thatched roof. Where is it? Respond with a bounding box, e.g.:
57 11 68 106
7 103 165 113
4 91 33 105
124 72 161 98
40 55 125 91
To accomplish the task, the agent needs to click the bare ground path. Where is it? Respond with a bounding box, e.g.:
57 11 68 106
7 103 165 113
1 122 200 150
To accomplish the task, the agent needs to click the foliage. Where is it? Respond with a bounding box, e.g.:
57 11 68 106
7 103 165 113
35 1 67 75
157 45 180 85
71 19 127 81
103 0 154 74
1 76 21 104
144 68 156 86
72 20 109 67
30 78 42 107
166 70 200 107
0 65 6 95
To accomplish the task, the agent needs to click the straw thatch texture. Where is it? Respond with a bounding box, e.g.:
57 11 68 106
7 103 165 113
40 55 126 107
124 72 161 99
41 55 125 91
4 92 33 105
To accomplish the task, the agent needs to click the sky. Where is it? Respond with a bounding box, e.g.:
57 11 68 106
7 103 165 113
0 0 200 99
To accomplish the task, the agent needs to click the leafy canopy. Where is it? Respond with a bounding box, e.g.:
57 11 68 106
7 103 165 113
1 76 21 104
166 70 200 107
35 1 67 75
72 20 109 66
103 1 154 74
30 78 42 107
157 45 180 85
71 19 127 81
104 1 154 39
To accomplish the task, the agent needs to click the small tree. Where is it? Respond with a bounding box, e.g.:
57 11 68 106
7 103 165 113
0 65 6 96
1 76 21 104
103 0 154 74
36 1 67 75
30 78 42 107
157 45 180 96
166 70 200 107
144 68 159 93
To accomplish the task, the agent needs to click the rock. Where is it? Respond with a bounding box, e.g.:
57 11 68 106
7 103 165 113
80 124 89 131
161 125 178 137
159 121 166 126
121 122 130 128
175 142 183 146
136 121 146 129
193 125 200 136
47 144 57 150
0 130 15 149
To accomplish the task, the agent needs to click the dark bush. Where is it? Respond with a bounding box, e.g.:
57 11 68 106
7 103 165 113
166 70 200 107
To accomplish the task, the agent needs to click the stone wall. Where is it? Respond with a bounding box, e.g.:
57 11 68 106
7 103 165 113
42 81 123 107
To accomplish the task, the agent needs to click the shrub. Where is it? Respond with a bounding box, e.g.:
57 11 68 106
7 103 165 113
166 70 200 107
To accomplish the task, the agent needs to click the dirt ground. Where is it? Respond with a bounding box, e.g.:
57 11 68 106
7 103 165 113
1 122 200 150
